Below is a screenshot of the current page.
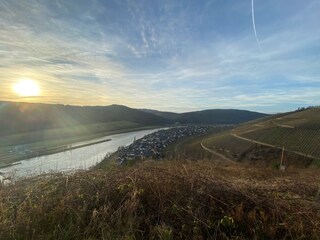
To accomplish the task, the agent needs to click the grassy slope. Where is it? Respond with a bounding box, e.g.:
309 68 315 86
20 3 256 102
235 108 320 153
164 126 233 160
199 108 320 167
1 123 319 239
1 160 319 239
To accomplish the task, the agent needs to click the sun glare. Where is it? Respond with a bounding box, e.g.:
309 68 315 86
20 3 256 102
13 79 41 97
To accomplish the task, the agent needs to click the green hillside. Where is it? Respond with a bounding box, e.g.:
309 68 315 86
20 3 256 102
199 107 320 166
235 108 320 158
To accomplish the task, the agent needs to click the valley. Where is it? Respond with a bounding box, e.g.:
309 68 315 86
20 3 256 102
1 1 319 238
1 105 319 239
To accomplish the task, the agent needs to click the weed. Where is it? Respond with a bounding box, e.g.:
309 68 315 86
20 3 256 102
0 160 319 239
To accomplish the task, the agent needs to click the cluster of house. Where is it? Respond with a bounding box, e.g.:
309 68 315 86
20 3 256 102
106 125 211 165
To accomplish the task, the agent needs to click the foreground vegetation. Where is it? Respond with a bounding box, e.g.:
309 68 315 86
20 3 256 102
1 160 319 239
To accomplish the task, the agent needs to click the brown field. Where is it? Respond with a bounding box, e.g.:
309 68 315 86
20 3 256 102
1 160 319 239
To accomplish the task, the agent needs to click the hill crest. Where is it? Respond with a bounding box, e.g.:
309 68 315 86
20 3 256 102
0 101 267 136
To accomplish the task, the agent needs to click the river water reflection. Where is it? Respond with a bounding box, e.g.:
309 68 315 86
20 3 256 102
0 128 164 179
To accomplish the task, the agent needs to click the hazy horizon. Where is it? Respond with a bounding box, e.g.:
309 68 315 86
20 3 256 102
1 0 319 113
1 99 277 114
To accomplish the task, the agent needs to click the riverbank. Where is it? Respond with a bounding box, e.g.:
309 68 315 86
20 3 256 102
0 128 167 179
0 124 164 167
0 139 113 170
0 161 22 170
100 125 210 167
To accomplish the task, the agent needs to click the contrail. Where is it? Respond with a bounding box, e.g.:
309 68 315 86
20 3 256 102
251 0 262 50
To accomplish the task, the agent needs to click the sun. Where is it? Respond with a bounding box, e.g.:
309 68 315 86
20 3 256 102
13 79 41 97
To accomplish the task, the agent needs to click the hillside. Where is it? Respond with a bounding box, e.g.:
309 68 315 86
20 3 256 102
0 102 170 136
139 109 179 120
140 108 268 124
0 102 267 137
199 108 320 167
1 160 319 239
177 109 268 124
1 106 319 239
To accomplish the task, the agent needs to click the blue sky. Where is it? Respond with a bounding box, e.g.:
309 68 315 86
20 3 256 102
0 0 319 113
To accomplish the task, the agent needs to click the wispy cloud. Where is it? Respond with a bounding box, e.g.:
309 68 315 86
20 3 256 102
0 0 319 113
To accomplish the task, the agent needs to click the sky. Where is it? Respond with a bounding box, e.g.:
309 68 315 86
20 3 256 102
0 0 320 113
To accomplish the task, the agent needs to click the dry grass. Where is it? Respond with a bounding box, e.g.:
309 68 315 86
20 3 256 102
0 160 319 239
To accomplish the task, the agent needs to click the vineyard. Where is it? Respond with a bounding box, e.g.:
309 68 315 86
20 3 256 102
240 127 320 158
203 133 254 158
234 108 320 160
199 108 320 166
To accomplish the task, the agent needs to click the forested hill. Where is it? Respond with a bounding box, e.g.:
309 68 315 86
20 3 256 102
0 101 267 136
0 102 169 136
140 108 268 124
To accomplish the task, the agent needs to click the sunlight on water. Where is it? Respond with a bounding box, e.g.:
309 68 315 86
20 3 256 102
0 128 164 180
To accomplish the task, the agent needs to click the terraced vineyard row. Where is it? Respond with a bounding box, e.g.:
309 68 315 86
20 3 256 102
203 133 254 156
240 128 292 146
240 127 320 158
274 118 320 129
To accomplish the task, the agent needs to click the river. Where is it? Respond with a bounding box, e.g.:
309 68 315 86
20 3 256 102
0 128 164 179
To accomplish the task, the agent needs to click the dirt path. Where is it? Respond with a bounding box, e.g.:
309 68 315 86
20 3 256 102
200 141 235 164
231 133 276 148
270 121 295 129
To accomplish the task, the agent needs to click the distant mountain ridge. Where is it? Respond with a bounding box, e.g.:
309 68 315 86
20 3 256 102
0 102 169 136
139 109 179 120
140 108 268 124
0 101 267 136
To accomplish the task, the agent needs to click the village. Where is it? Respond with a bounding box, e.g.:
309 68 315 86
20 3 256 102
106 125 211 165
